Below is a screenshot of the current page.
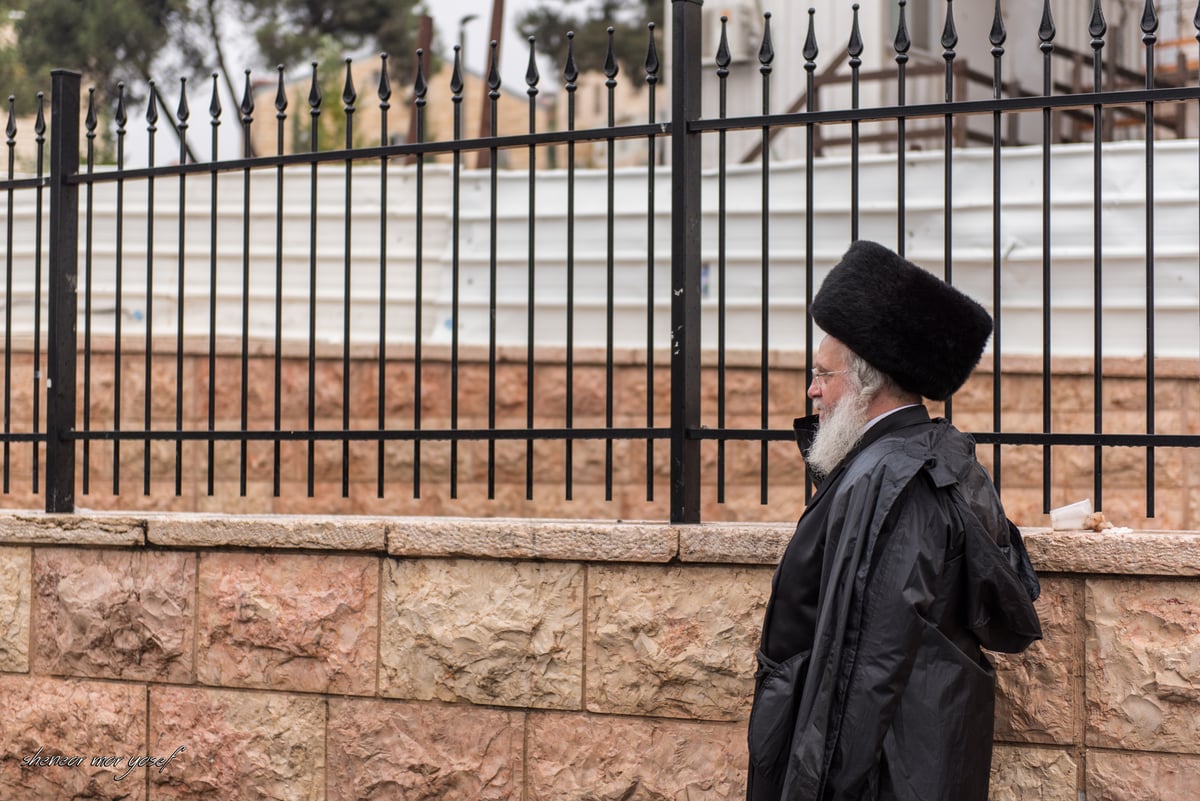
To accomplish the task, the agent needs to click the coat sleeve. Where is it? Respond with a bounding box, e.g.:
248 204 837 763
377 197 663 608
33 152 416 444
820 477 950 801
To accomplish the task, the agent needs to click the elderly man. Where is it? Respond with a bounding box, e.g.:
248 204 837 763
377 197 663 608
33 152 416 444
746 241 1042 801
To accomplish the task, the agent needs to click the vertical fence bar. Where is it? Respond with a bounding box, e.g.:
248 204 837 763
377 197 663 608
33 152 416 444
450 47 464 500
239 73 254 497
564 35 578 502
306 64 321 497
896 2 909 256
207 76 220 497
144 87 158 495
1040 1 1055 513
716 18 730 506
991 2 1006 490
604 29 618 503
526 38 540 503
848 6 862 243
46 69 81 513
4 99 15 494
758 14 773 507
413 51 427 500
1091 1 1107 510
175 81 189 497
802 10 818 501
82 90 96 495
644 25 659 504
341 62 356 498
273 67 287 497
32 95 45 493
670 0 702 524
1142 0 1158 517
378 55 391 500
942 2 957 422
487 41 501 501
113 86 127 494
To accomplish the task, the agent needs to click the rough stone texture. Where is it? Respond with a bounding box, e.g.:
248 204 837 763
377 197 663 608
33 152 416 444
1087 750 1200 801
149 686 325 801
148 513 387 550
988 745 1078 801
196 552 378 694
1086 578 1200 753
387 517 678 562
33 548 195 682
526 712 747 801
0 513 144 545
0 547 31 672
380 558 583 709
587 563 771 721
679 522 792 565
327 697 524 801
1025 530 1200 576
993 577 1079 745
0 675 147 800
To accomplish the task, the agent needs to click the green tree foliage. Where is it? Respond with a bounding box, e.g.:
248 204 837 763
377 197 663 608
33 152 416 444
12 0 193 97
516 0 663 83
237 0 423 73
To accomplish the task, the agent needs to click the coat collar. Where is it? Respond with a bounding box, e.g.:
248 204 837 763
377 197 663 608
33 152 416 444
793 405 932 503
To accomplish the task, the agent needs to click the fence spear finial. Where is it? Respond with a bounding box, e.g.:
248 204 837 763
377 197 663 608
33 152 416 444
564 31 579 88
275 65 288 117
990 0 1007 49
804 8 818 68
942 0 959 56
716 16 732 74
378 53 391 108
604 27 619 84
895 1 910 60
849 4 863 65
645 22 660 85
759 12 775 71
526 36 540 94
342 58 357 110
35 92 45 141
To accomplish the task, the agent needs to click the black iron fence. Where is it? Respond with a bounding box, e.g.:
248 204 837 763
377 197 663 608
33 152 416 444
2 0 1199 524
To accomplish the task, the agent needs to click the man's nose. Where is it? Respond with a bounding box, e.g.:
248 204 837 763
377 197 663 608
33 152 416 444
807 381 819 399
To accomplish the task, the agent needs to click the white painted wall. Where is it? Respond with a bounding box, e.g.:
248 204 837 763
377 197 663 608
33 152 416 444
1 139 1197 360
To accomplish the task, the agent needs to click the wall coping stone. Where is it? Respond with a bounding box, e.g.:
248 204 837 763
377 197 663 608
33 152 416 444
0 511 1198 577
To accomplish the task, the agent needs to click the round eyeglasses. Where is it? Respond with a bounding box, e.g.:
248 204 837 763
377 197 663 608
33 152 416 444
809 368 849 384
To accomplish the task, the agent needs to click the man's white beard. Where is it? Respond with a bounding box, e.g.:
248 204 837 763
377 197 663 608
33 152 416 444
806 392 871 479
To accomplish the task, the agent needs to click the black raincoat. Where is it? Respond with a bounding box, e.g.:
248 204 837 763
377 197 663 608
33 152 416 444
747 406 1042 801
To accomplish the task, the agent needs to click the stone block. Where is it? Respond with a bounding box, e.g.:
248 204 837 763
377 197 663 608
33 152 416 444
0 675 147 800
988 744 1078 801
0 547 31 672
196 552 378 694
1086 579 1200 753
679 522 792 565
526 711 746 801
148 685 325 801
33 548 195 682
586 563 769 721
1087 750 1200 801
0 513 145 546
387 518 676 562
1024 530 1200 576
327 697 524 801
380 558 583 709
993 577 1080 745
147 513 386 550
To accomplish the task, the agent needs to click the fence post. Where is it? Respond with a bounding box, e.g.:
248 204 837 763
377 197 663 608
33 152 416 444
670 0 702 524
46 69 80 513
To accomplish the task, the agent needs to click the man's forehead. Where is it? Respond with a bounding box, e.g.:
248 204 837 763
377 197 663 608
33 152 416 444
815 336 850 367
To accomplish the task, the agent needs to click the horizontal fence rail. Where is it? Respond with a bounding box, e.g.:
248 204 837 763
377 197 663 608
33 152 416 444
0 0 1198 526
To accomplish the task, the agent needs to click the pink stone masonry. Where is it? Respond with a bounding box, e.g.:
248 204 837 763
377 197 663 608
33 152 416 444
33 548 195 683
196 551 379 694
327 697 525 801
0 675 148 801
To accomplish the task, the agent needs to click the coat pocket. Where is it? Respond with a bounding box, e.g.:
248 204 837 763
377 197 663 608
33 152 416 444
747 648 812 771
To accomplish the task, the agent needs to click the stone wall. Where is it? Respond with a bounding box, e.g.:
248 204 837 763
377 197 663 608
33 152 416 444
0 513 1198 800
2 343 1198 530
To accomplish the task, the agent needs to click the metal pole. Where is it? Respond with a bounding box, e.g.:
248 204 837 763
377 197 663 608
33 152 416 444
46 69 81 513
670 0 702 523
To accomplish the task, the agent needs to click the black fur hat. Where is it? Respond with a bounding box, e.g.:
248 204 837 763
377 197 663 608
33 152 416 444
810 240 993 401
